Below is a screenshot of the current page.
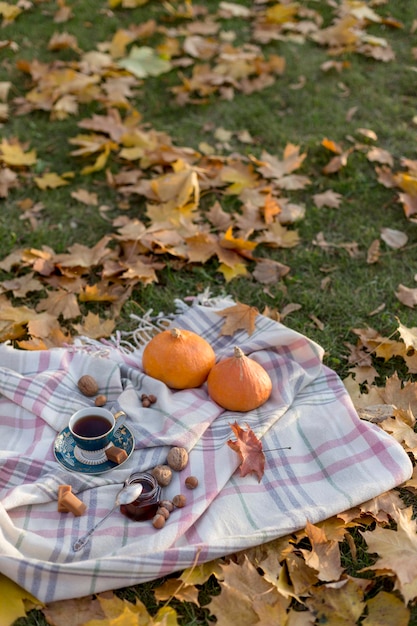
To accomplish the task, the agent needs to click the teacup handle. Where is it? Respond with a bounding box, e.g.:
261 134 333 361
113 410 127 429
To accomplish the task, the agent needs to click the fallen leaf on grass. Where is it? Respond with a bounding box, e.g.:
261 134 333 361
301 521 344 582
117 45 172 78
73 312 115 340
361 507 417 603
0 138 37 167
366 238 380 264
0 574 42 626
395 284 417 308
313 189 342 208
252 258 290 284
208 556 288 626
79 591 178 625
34 172 71 190
305 578 366 626
153 579 200 604
71 188 99 205
42 595 105 626
227 421 265 482
362 591 409 626
380 227 408 249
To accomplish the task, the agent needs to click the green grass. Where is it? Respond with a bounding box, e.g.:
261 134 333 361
2 0 417 623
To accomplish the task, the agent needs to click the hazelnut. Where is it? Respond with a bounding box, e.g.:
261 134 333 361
185 476 198 490
172 494 186 508
95 394 107 407
142 397 151 408
166 447 189 472
77 375 99 397
160 499 174 512
152 514 166 529
148 394 157 404
151 465 173 487
156 506 170 520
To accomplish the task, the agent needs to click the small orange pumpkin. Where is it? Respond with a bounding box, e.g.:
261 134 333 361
142 327 216 389
207 346 272 412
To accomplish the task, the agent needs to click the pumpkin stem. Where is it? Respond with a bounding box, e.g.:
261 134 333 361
233 346 245 359
171 328 182 339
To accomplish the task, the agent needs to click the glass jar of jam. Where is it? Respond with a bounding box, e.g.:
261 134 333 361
120 472 161 521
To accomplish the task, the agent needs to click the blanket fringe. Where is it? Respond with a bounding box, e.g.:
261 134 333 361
75 289 233 355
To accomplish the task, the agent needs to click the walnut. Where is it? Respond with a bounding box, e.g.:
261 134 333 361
151 464 173 487
77 375 99 397
185 476 198 490
172 494 186 508
166 446 189 472
94 394 107 407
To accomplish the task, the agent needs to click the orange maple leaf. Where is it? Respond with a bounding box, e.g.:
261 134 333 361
227 421 265 482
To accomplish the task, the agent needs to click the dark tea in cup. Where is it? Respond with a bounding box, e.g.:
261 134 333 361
68 406 126 454
72 415 112 438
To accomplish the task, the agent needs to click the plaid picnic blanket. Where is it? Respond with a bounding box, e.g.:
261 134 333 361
0 297 412 603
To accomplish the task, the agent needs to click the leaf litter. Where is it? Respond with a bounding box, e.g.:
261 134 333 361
1 0 417 624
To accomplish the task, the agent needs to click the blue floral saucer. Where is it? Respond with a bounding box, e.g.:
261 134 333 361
54 425 135 474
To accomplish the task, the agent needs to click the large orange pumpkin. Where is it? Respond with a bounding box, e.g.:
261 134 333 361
207 346 272 411
142 327 216 389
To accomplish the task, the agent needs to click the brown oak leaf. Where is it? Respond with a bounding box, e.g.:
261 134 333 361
227 421 265 482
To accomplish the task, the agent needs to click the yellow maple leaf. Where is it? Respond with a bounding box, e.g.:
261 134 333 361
380 416 417 453
0 1 22 22
79 283 121 303
109 28 136 59
83 593 179 625
218 261 248 282
257 221 300 248
74 312 115 339
154 579 199 604
0 139 36 167
208 557 282 626
150 163 200 214
179 559 224 586
397 319 417 352
0 575 42 626
220 162 259 195
220 226 257 252
305 579 365 625
20 315 72 349
362 507 417 602
81 142 115 175
34 172 71 189
0 297 39 342
363 591 409 626
301 521 344 582
265 3 299 24
394 172 417 196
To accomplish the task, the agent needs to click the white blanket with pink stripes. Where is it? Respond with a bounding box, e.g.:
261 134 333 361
0 298 411 602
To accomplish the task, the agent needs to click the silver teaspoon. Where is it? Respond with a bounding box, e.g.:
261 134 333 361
73 482 143 551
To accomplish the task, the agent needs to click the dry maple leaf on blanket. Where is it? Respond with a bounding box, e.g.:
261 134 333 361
227 421 265 482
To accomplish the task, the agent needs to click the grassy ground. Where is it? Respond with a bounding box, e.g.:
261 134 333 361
2 0 417 623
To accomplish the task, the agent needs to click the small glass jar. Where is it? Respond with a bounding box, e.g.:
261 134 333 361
120 471 161 521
